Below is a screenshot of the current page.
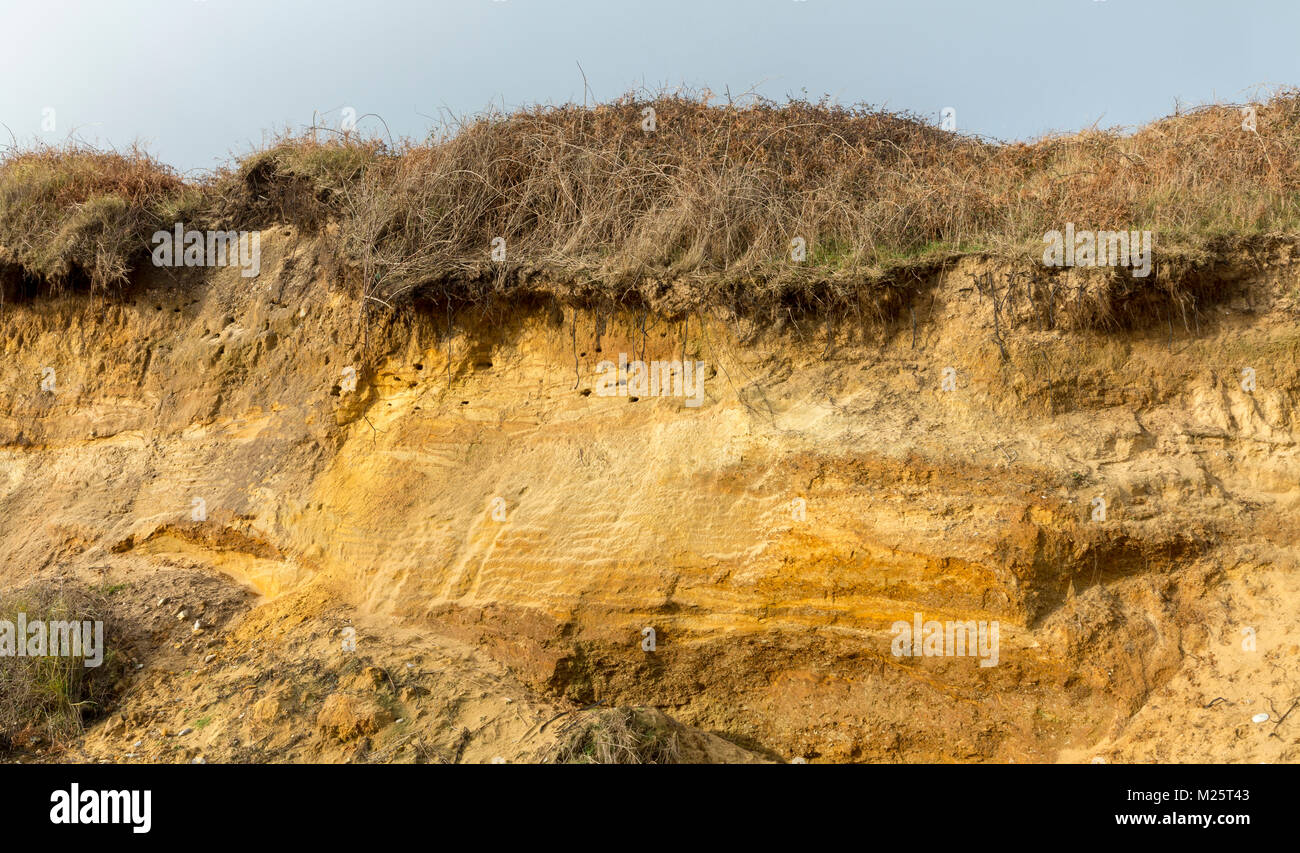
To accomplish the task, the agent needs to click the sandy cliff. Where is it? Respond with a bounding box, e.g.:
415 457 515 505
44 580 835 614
2 228 1297 762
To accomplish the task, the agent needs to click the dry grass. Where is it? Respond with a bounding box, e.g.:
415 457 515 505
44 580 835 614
0 143 185 292
544 707 683 764
204 133 385 231
5 88 1300 317
342 94 988 314
0 583 124 752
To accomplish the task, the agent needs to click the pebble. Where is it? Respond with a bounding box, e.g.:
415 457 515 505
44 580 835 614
204 654 216 664
1252 713 1270 724
178 727 193 736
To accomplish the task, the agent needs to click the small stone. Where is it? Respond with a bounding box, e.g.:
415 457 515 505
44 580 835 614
192 756 206 764
177 610 187 620
133 740 143 748
204 654 216 664
1252 713 1270 724
178 727 193 736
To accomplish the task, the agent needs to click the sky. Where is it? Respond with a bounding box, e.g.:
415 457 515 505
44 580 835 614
2 0 1298 173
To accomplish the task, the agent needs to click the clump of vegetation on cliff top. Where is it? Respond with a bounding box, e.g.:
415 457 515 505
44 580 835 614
4 87 1300 310
0 144 184 291
204 134 384 231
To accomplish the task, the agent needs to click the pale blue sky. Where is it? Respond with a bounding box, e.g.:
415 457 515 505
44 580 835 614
2 0 1296 173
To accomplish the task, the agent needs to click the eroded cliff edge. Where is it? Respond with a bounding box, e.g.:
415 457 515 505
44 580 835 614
2 228 1297 762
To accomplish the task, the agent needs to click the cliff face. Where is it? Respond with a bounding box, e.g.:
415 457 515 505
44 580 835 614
3 228 1298 762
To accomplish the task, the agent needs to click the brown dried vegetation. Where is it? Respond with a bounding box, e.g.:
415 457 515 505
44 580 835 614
4 89 1300 320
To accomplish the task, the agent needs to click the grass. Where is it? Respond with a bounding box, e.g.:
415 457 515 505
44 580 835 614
545 707 683 764
0 143 185 292
6 87 1300 321
0 583 124 751
204 134 385 231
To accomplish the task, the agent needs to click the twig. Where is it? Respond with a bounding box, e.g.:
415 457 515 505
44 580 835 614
517 699 607 743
